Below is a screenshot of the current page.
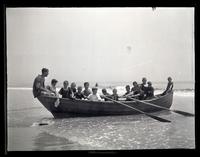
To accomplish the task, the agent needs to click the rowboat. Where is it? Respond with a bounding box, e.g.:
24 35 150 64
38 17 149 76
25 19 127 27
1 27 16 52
37 91 173 118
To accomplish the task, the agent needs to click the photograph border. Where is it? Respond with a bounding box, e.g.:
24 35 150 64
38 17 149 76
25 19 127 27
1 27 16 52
1 0 199 155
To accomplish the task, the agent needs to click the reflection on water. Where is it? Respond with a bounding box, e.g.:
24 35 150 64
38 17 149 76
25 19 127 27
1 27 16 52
33 132 90 150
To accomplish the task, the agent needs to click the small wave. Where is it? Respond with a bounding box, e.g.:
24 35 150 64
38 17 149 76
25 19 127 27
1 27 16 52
8 87 32 90
174 91 194 97
155 90 194 97
174 89 194 92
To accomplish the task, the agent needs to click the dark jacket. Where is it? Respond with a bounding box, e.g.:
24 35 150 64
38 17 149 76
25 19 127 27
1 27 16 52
74 92 85 99
59 87 72 98
146 86 154 98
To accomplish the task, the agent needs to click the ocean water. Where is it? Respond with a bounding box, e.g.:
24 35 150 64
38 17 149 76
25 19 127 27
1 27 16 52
7 83 195 151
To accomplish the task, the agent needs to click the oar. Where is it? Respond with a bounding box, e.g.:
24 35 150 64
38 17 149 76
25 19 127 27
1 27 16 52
103 96 171 123
125 96 194 117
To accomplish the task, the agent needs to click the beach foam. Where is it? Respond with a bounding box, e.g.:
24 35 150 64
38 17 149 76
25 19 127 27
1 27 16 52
8 87 32 90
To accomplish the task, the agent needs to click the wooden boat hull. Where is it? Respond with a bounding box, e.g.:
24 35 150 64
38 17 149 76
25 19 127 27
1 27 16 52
37 91 173 118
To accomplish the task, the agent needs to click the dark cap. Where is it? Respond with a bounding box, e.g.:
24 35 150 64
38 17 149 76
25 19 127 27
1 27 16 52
84 82 89 86
63 80 69 84
42 68 49 73
51 79 58 84
168 77 172 80
147 81 152 85
126 85 130 88
102 88 107 92
142 77 147 81
133 81 137 84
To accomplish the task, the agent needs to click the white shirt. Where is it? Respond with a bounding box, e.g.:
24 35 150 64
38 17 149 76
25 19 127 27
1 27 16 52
88 93 102 101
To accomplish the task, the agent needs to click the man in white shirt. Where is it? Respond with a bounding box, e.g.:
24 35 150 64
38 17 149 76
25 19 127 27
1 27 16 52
88 87 102 101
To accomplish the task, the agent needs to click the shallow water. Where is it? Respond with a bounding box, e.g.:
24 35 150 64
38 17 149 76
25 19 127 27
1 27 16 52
7 88 195 150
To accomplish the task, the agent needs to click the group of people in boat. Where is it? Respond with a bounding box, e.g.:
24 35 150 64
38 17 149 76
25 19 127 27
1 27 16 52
33 68 174 101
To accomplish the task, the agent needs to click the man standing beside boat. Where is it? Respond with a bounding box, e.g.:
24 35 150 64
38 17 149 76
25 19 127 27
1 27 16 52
32 68 53 98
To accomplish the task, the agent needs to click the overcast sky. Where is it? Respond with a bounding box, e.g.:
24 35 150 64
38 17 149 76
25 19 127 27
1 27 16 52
6 8 194 87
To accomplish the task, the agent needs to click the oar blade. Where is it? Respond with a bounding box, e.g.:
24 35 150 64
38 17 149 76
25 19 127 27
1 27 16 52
172 110 195 117
146 113 171 123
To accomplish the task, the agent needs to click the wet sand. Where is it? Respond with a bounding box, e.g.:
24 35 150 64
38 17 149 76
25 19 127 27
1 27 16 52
8 127 40 151
8 127 84 151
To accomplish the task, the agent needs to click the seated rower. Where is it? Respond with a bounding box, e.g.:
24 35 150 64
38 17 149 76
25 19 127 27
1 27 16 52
139 77 148 100
161 77 174 95
88 87 103 101
101 88 111 101
83 82 92 97
123 85 132 101
74 86 85 100
59 80 72 99
140 77 148 89
131 81 141 95
130 81 142 99
111 88 119 101
46 79 59 96
145 81 154 99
